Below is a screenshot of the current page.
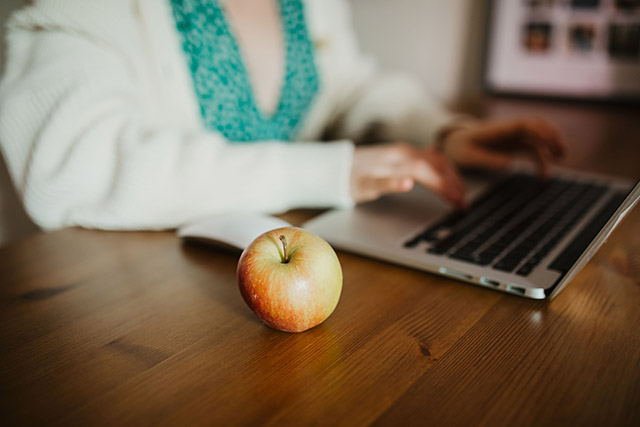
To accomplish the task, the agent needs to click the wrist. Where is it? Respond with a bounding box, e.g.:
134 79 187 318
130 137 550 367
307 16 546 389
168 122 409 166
433 125 461 153
432 118 478 155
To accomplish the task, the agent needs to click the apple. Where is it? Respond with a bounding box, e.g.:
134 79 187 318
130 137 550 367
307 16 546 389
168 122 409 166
237 227 343 333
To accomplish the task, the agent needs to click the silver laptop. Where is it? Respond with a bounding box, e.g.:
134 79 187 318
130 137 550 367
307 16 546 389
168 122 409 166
304 168 640 299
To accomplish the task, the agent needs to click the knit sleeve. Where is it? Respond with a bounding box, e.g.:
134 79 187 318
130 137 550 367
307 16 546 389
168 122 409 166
0 12 354 231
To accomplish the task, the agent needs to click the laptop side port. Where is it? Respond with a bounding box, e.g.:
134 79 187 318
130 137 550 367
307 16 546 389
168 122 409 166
438 267 473 281
480 277 500 287
506 284 526 296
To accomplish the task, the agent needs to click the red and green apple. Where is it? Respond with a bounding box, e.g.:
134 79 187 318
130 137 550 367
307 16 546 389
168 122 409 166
237 227 342 333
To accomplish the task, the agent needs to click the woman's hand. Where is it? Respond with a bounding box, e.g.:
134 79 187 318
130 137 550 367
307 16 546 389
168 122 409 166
350 143 467 209
438 118 566 178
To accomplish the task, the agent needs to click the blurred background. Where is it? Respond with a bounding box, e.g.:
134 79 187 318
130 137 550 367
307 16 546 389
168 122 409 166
350 0 489 102
0 0 638 247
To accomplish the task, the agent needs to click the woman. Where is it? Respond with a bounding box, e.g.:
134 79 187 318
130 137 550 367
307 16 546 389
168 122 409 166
0 0 564 230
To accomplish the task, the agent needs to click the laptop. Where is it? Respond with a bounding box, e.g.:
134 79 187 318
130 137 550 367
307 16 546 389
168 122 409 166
304 167 640 299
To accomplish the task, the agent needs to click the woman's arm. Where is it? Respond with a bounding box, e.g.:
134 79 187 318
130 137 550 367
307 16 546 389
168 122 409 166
0 9 354 230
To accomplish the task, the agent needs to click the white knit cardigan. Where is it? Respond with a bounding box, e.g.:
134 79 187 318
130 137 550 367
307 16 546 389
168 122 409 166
0 0 453 230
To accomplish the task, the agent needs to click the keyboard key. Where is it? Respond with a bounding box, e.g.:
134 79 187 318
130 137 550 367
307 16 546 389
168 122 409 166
494 256 521 272
516 264 533 276
403 237 421 248
549 192 627 274
450 250 479 263
420 212 465 242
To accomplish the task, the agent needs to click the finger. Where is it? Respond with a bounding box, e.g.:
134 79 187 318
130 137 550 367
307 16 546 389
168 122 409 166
532 119 566 157
525 141 552 179
471 140 551 178
429 151 468 208
471 119 565 159
467 120 525 142
465 145 514 172
475 120 560 176
522 119 566 158
512 124 558 178
356 176 414 203
410 157 466 209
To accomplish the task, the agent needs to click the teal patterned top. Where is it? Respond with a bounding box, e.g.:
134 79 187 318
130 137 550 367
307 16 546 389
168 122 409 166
170 0 320 142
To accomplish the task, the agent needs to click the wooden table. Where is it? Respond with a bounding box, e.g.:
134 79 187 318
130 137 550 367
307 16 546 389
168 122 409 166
1 97 639 426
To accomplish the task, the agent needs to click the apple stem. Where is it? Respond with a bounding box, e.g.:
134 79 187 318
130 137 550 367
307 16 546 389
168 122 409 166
279 235 289 263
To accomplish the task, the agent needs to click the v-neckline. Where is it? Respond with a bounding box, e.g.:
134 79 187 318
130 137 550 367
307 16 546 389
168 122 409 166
217 0 287 121
170 0 320 142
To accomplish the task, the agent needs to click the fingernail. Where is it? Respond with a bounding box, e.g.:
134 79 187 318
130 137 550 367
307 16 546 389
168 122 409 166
400 177 414 191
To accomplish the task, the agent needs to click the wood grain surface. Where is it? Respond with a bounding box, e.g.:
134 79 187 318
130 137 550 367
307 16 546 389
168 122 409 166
1 97 639 426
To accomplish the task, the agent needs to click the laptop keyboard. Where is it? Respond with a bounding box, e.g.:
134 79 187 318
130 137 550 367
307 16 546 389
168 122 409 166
404 173 617 276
